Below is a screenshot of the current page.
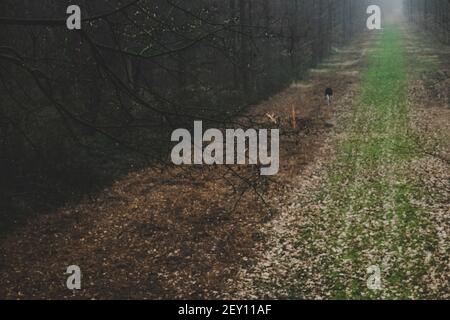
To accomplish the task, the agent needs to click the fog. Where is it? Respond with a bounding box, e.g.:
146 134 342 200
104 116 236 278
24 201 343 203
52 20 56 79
378 0 405 24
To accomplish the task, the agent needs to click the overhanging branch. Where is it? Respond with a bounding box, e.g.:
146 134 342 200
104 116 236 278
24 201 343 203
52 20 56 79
0 0 140 26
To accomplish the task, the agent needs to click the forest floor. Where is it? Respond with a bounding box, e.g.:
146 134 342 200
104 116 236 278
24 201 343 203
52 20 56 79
0 24 448 299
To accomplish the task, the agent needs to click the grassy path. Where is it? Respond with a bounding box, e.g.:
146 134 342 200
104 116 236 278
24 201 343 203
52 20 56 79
235 26 449 299
302 27 449 299
318 27 433 299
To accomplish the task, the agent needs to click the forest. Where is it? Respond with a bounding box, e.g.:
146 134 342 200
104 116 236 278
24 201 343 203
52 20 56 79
0 0 374 224
405 0 450 44
0 0 449 301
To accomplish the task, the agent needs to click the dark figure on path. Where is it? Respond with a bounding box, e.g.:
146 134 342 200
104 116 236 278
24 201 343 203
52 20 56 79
325 87 333 105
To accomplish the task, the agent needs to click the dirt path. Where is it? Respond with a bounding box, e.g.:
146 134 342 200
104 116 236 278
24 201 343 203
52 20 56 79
229 25 449 299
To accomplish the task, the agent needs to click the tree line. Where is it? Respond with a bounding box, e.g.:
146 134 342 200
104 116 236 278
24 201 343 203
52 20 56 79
405 0 450 44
